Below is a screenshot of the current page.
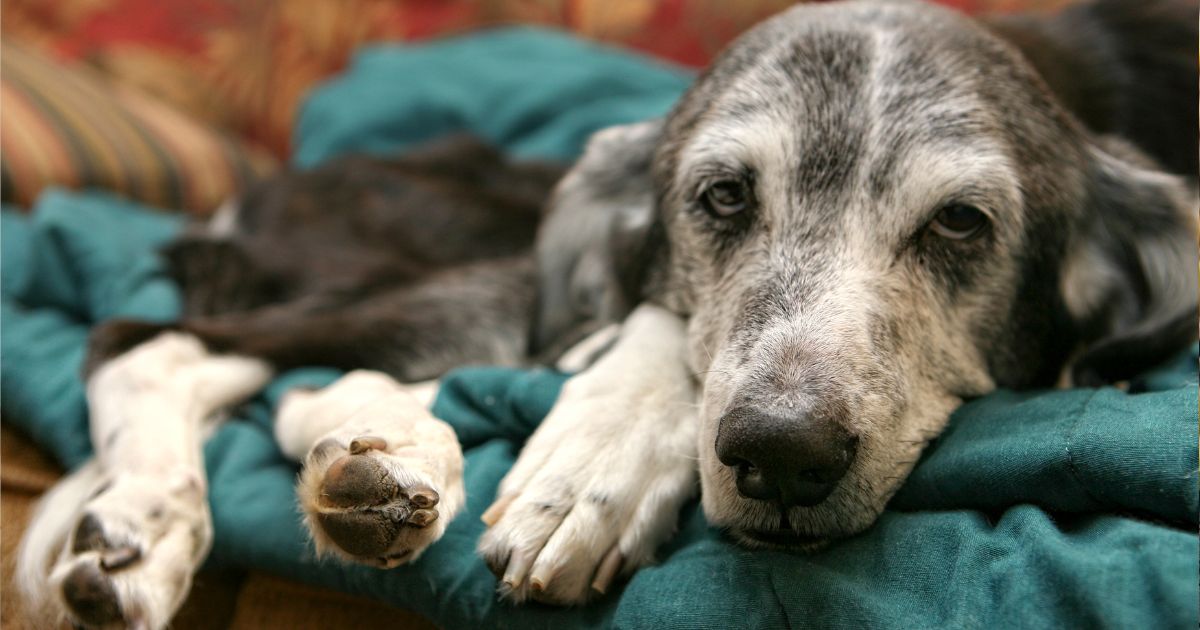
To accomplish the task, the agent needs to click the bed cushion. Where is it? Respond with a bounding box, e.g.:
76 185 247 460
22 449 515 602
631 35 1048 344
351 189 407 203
2 28 1195 629
0 42 275 215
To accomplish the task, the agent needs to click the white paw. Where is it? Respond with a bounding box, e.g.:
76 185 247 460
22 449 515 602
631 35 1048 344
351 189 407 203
46 470 211 629
32 329 272 629
476 373 699 605
288 373 465 568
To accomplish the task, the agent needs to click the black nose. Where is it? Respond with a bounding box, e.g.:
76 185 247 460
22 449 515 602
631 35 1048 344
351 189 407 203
715 405 858 507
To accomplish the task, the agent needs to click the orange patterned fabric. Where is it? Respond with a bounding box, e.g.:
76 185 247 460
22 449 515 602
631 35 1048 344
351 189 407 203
0 42 276 214
2 0 1079 159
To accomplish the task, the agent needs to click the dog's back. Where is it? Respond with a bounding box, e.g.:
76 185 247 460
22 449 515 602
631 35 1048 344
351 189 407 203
987 0 1198 176
99 137 567 381
166 137 563 320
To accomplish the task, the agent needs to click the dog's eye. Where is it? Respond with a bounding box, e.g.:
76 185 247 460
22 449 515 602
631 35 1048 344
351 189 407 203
702 180 751 217
930 204 988 239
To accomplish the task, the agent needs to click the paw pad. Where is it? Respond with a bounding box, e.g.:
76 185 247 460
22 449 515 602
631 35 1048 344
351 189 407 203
71 513 144 572
317 511 401 557
291 385 465 569
311 454 447 560
321 455 397 508
61 564 124 627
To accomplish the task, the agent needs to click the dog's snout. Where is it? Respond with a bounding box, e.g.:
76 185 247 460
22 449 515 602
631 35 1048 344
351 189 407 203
715 405 858 507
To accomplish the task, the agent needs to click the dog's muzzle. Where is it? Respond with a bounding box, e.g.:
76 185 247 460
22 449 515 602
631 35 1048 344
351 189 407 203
715 404 858 508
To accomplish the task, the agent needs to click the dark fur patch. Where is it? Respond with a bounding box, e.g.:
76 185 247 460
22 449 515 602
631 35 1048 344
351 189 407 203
84 320 178 378
986 0 1199 176
116 136 562 382
1074 309 1197 386
162 238 286 318
781 30 872 199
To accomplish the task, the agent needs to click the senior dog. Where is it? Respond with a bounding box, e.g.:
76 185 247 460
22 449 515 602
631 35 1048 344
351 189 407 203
16 0 1197 626
482 0 1199 603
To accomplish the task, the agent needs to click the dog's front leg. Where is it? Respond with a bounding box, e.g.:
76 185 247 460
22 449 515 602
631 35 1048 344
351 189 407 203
17 325 271 630
276 371 464 568
478 304 698 605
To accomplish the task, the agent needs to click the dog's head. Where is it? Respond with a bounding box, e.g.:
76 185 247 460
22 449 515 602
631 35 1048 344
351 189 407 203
536 0 1198 547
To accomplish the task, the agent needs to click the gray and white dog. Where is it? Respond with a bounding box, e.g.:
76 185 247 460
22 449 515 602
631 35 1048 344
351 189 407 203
489 0 1198 604
17 0 1197 626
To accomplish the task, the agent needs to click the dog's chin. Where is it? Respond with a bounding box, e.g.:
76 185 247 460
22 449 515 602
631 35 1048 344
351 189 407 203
710 495 860 552
701 460 889 552
730 527 832 552
703 475 889 553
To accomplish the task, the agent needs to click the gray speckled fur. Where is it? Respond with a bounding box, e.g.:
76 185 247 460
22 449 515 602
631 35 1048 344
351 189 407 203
536 0 1198 543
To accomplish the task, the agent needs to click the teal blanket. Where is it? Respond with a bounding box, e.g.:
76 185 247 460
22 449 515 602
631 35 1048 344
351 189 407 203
3 29 1197 629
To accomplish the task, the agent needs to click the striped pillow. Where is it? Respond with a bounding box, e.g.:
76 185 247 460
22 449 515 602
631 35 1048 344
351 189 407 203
1 42 276 215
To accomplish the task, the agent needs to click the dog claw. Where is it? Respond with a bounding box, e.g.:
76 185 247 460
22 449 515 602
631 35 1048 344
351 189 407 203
292 374 465 569
410 489 439 508
481 493 515 526
309 437 343 461
348 436 387 455
529 564 555 594
590 546 623 594
99 546 142 572
408 508 438 527
501 548 531 589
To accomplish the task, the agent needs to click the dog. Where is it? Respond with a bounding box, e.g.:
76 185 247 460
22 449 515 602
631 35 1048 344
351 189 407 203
15 139 566 628
480 0 1199 604
16 0 1198 626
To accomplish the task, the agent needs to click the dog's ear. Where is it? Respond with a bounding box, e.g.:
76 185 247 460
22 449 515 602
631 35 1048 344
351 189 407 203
1062 138 1198 386
530 119 664 357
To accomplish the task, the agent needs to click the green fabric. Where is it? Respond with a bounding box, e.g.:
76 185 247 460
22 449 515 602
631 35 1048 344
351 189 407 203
294 27 692 167
3 28 1197 630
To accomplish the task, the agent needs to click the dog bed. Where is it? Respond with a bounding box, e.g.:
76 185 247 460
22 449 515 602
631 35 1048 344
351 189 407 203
3 28 1196 629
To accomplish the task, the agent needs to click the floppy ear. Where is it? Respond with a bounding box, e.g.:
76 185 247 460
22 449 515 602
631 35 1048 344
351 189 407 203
530 119 665 357
1062 138 1199 386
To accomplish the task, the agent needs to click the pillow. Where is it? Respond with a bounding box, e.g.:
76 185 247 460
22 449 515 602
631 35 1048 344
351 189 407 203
0 42 276 216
